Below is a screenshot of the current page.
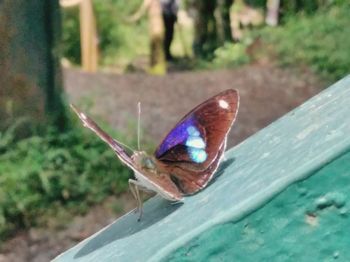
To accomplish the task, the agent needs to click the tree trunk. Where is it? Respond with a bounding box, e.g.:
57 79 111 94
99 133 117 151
192 0 219 58
217 0 234 43
0 0 66 132
80 0 99 72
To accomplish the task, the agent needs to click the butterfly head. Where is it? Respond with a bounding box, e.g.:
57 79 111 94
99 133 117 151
132 151 156 171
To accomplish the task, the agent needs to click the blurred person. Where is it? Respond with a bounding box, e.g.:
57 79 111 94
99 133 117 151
129 0 166 74
160 0 179 61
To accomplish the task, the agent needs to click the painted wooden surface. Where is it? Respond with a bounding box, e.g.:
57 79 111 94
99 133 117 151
54 76 350 262
168 150 350 261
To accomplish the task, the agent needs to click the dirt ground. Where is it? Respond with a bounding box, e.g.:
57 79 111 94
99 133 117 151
65 64 323 148
0 64 324 261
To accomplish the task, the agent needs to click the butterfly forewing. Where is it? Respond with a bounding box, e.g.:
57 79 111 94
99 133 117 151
155 89 239 170
154 89 239 194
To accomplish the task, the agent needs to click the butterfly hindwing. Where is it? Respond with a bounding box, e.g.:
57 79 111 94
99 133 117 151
161 137 226 194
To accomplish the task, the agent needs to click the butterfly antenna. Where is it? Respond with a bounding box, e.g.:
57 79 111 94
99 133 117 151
137 102 141 151
114 139 136 153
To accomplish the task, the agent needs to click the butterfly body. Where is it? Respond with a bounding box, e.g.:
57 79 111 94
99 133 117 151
130 151 183 201
71 89 239 219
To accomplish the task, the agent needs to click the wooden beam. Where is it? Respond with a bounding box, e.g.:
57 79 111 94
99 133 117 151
79 0 98 72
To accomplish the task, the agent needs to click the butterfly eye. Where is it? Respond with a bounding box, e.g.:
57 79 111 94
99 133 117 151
143 158 155 170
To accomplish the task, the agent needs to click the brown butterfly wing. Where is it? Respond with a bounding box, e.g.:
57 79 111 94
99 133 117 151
158 138 226 194
71 105 183 201
70 105 135 168
155 89 239 194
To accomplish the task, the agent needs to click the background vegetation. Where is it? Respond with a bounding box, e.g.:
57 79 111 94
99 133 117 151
62 0 350 81
62 0 147 67
0 116 133 240
201 1 350 82
261 3 350 81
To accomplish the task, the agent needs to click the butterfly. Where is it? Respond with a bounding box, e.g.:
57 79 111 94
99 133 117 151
71 89 239 220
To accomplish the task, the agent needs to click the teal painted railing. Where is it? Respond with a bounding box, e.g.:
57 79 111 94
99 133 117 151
54 76 350 262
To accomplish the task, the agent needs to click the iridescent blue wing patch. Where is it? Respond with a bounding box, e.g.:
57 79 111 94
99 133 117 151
155 115 208 163
185 126 207 163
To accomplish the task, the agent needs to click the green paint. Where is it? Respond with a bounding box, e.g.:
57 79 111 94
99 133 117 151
167 151 350 262
54 76 350 262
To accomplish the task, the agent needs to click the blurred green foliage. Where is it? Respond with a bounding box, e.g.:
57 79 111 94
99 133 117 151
0 118 133 240
261 3 350 81
61 0 349 81
213 42 250 67
201 1 349 81
278 0 348 18
62 0 148 67
193 41 251 70
60 0 350 81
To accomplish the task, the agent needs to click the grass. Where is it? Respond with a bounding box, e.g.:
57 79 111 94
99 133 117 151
0 115 135 241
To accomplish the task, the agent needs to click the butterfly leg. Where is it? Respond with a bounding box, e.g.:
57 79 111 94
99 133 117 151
128 179 144 221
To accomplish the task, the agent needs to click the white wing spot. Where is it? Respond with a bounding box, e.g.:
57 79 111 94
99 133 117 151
186 136 206 149
188 148 207 163
219 99 229 109
81 113 87 120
